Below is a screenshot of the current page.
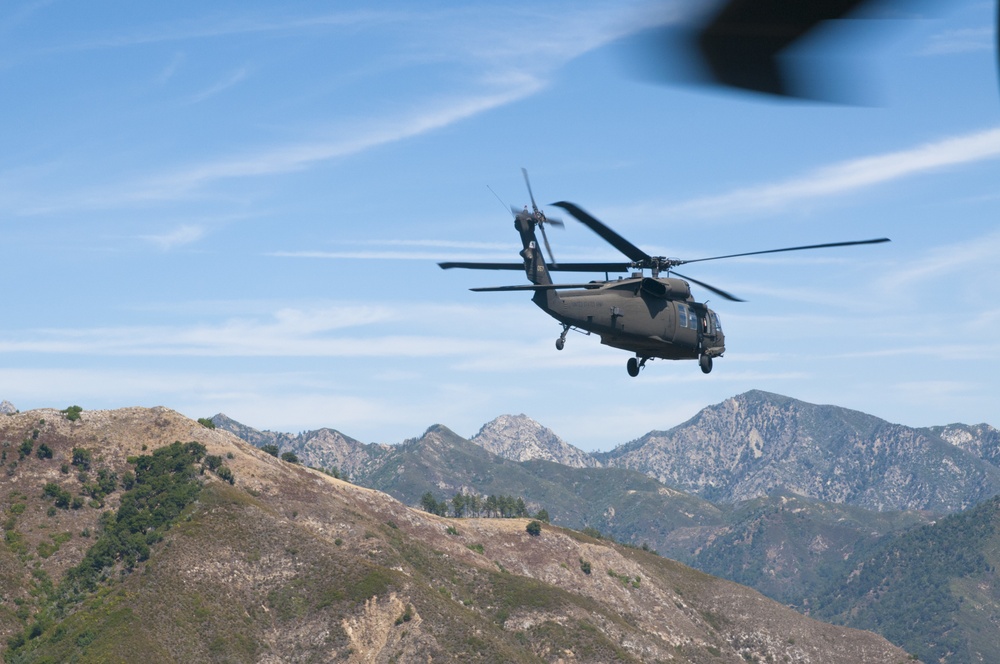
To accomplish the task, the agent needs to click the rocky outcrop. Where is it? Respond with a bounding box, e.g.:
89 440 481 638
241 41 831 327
0 400 17 415
929 422 1000 469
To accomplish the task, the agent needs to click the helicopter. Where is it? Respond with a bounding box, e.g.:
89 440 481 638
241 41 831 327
439 170 890 377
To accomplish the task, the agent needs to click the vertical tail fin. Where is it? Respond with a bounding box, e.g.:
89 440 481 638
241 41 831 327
514 210 552 286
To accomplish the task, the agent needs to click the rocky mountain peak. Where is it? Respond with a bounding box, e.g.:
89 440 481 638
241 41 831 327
0 400 16 415
470 414 600 468
601 391 1000 512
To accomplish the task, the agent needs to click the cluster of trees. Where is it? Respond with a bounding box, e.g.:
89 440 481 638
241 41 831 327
261 444 300 464
66 442 219 593
420 491 548 521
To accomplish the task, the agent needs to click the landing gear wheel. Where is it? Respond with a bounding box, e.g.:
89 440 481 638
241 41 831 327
627 357 640 377
555 325 569 351
699 355 713 374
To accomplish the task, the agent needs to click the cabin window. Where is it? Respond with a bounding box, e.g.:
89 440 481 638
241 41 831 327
678 304 688 328
713 313 722 331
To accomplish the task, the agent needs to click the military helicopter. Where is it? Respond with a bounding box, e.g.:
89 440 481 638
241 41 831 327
439 170 889 377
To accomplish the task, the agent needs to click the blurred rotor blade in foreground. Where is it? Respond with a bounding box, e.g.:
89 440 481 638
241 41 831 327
628 0 944 102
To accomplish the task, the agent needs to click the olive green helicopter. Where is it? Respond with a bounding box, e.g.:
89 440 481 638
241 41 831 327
439 170 889 377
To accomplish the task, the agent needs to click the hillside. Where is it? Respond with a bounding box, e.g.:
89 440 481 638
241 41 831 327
0 406 911 662
687 491 930 606
599 390 1000 512
359 424 727 549
813 496 1000 664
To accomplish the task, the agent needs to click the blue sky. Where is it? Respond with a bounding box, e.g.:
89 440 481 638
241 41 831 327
1 0 997 450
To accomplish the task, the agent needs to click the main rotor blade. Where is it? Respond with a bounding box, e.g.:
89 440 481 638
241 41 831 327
695 0 872 98
549 262 631 273
551 201 651 263
439 261 632 272
677 237 890 266
471 283 603 292
672 271 745 302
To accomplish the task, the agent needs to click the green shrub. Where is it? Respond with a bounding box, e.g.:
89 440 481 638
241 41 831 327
71 448 92 471
42 483 72 509
215 466 235 484
280 451 299 464
526 521 542 537
61 406 83 422
261 444 279 457
197 417 216 429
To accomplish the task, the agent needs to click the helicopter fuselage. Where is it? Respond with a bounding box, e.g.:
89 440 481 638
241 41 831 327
508 211 724 373
532 277 725 361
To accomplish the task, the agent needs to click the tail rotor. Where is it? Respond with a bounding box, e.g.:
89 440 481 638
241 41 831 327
520 168 563 265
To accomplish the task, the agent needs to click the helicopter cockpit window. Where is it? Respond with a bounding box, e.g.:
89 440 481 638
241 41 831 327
713 313 722 331
678 304 688 328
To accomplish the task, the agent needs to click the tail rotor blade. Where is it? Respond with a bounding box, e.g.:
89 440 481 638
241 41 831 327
521 167 538 213
539 223 557 266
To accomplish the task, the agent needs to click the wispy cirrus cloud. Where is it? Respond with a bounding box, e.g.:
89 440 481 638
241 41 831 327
0 302 529 358
32 83 544 215
140 224 206 250
875 227 1000 295
270 238 513 263
185 66 250 104
22 9 405 55
651 126 1000 219
12 3 648 216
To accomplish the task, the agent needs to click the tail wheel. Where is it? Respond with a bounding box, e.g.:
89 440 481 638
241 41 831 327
627 357 640 377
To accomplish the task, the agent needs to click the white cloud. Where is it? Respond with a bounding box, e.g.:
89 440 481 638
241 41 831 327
875 227 1000 297
654 127 1000 219
140 224 206 250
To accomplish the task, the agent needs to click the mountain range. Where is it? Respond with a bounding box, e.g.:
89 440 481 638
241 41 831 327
0 404 911 663
208 389 1000 663
212 390 1000 515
